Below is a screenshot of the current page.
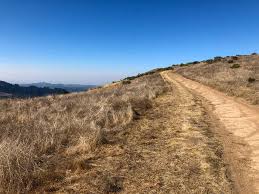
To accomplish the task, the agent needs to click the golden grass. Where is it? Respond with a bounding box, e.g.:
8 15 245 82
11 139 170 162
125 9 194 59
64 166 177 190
0 73 168 193
175 54 259 104
47 71 233 193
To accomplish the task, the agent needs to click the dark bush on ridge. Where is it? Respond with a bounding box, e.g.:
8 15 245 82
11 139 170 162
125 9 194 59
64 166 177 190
123 66 173 81
214 56 223 61
205 59 214 64
122 80 131 85
231 56 239 60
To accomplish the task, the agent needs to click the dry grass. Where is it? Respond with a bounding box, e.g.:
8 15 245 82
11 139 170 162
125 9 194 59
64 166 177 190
0 73 168 193
49 71 233 193
175 54 259 104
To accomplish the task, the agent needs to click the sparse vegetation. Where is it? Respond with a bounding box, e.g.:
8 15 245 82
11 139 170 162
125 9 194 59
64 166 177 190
175 54 259 104
123 66 173 81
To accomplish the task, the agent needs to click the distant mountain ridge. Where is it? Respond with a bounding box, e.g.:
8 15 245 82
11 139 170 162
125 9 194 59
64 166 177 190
0 80 68 98
21 82 96 92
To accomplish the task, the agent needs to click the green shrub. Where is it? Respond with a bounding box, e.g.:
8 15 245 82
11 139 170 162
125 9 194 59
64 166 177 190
227 60 234 63
230 64 240 69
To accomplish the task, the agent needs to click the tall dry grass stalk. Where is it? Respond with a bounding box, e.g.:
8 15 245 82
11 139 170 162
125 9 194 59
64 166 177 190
0 73 168 193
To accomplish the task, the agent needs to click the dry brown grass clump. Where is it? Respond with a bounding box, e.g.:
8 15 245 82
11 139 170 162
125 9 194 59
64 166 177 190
0 73 168 193
175 54 259 104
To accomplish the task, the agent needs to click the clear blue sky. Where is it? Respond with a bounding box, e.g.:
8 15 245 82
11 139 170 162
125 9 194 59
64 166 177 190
0 0 259 84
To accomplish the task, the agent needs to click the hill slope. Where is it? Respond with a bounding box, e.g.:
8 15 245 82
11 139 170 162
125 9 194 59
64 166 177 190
0 72 236 193
175 54 259 104
0 73 168 193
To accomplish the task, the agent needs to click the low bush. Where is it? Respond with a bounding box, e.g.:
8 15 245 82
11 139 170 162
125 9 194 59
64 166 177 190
184 61 200 65
214 56 223 61
192 61 200 64
231 56 239 60
248 77 256 83
205 59 214 64
122 80 131 85
230 64 240 69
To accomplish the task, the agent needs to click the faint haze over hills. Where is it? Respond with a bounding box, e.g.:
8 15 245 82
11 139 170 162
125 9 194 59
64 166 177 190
21 82 96 92
0 80 68 98
0 0 259 84
0 65 128 85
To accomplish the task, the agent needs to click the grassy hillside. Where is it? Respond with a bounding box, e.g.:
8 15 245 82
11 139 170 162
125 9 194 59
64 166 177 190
0 73 167 193
175 54 259 104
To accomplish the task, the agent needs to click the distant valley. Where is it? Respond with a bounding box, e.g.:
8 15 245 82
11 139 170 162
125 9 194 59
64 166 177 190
0 80 68 98
21 82 97 92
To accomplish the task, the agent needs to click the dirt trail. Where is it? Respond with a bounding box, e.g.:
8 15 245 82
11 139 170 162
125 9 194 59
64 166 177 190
162 71 259 193
42 72 233 193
